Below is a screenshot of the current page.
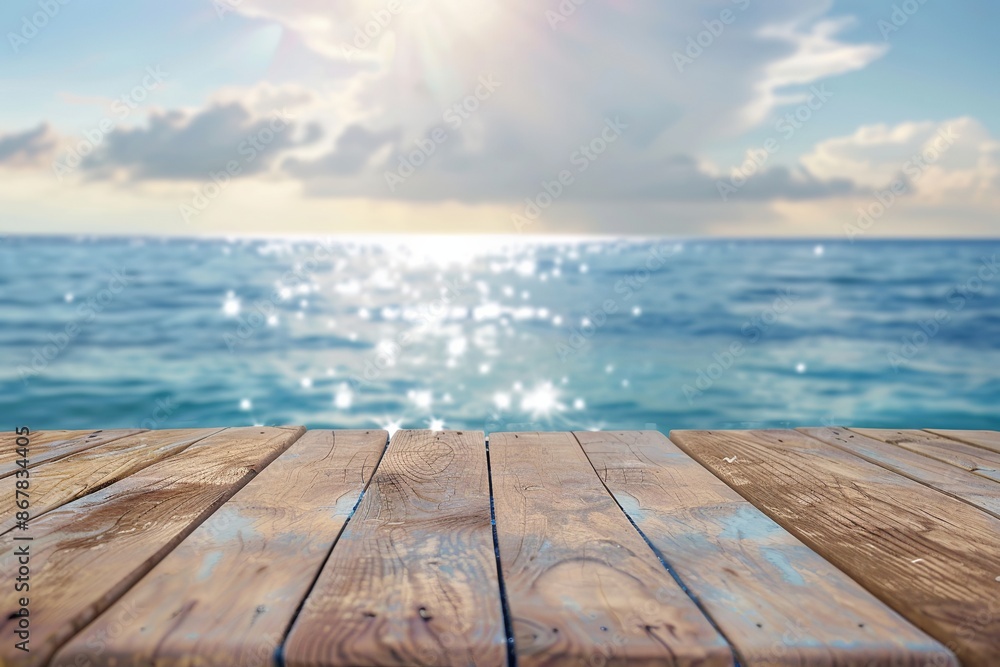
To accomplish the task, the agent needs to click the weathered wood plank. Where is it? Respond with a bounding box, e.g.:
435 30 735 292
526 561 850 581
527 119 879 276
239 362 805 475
0 431 87 467
284 430 506 667
672 429 998 667
0 429 144 478
578 430 953 666
0 428 225 535
800 427 1000 518
492 431 732 667
52 429 386 667
854 430 1000 484
0 426 304 667
0 430 75 461
925 429 1000 455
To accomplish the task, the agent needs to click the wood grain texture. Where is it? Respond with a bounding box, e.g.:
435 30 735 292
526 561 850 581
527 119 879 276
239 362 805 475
672 429 998 667
0 430 76 465
52 429 386 667
578 430 952 666
0 428 224 535
925 429 1000 455
492 432 732 667
852 429 1000 484
800 427 1000 518
284 430 506 667
0 426 304 667
0 429 144 478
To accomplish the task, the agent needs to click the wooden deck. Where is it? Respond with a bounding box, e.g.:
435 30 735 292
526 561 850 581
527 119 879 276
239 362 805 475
2 427 999 667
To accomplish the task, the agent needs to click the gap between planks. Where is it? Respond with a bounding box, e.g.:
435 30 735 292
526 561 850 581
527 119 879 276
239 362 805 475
490 431 733 666
0 426 307 667
282 430 508 667
275 430 392 667
799 428 1000 520
576 430 952 667
0 428 228 536
570 431 743 666
671 428 999 667
55 429 387 667
0 429 146 479
483 436 518 667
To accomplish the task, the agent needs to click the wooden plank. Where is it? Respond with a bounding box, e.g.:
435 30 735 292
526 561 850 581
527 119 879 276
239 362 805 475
284 430 506 667
0 428 225 535
850 428 1000 484
0 429 144 478
0 430 75 462
672 429 998 667
800 427 1000 518
492 432 732 667
53 429 386 667
925 429 1000 455
0 426 304 667
577 430 953 666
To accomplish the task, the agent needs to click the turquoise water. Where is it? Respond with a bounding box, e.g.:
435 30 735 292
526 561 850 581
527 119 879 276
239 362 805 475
1 236 998 433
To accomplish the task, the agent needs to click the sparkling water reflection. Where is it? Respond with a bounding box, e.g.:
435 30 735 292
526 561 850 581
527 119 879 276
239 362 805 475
1 236 997 433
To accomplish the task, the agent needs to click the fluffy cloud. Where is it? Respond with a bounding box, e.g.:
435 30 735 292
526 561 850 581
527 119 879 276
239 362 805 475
242 0 883 204
78 102 323 181
0 124 58 167
801 117 1000 201
285 125 857 205
9 0 988 235
1 1 888 208
285 123 399 177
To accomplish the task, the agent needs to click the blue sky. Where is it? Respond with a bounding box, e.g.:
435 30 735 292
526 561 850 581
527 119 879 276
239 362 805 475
1 0 997 236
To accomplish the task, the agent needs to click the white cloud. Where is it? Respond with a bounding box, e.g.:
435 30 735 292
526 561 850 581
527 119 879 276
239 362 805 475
196 0 883 207
801 117 1000 201
225 0 888 153
746 15 888 127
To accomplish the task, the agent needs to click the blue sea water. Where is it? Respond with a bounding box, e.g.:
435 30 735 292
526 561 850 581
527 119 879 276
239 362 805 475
1 236 997 433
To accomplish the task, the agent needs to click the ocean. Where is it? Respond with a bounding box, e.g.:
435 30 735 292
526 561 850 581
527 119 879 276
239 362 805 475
2 236 998 433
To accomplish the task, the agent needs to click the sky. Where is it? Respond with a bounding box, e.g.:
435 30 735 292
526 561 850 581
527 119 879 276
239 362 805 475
0 0 998 236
